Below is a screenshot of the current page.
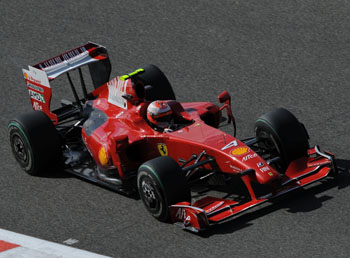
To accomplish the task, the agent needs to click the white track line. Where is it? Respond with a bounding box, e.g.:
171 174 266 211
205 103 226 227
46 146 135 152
0 228 111 258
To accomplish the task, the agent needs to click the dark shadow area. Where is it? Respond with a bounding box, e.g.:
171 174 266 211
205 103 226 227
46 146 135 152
334 158 350 189
37 158 350 231
38 164 140 199
198 158 350 237
39 167 72 179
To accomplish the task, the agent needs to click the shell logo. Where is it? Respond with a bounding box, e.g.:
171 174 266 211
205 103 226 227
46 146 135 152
24 73 28 79
98 146 109 166
231 147 248 156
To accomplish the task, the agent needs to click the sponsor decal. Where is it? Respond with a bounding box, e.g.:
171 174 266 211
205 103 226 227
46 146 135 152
257 162 264 167
115 111 124 118
268 172 274 177
205 201 224 213
184 215 191 225
28 89 45 103
229 164 242 172
307 160 330 167
231 147 248 156
242 153 258 162
28 76 42 85
175 208 191 226
307 162 321 167
27 83 44 93
157 143 168 156
259 166 270 173
98 146 109 166
32 102 42 111
107 77 128 109
23 66 50 88
221 140 238 151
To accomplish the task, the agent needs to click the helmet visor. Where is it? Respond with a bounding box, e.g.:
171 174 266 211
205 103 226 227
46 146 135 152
155 113 172 123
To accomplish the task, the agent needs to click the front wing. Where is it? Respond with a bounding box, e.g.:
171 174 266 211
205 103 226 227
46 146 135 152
169 145 336 232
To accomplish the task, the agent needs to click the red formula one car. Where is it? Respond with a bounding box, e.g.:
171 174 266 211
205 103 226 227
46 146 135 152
8 42 337 232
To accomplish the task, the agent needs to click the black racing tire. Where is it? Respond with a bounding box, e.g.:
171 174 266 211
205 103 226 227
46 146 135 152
137 156 191 222
255 108 309 166
136 64 176 101
8 111 61 176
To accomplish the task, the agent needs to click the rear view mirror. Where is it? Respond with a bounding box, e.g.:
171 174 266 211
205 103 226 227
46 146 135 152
218 91 231 103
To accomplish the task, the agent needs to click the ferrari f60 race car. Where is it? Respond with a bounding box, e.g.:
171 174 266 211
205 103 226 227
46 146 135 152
9 42 337 232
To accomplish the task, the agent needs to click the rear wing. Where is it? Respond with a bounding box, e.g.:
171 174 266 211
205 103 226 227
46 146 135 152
22 42 111 124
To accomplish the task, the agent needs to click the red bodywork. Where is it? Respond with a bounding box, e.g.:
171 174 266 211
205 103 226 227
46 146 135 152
80 77 335 231
23 43 336 232
82 77 280 183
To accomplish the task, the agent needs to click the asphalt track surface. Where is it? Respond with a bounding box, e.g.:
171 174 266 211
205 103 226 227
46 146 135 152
1 1 350 257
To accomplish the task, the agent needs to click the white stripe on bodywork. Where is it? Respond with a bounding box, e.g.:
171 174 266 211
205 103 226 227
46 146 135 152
107 77 128 109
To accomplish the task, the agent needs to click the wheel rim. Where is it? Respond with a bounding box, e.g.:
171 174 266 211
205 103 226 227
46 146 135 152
12 134 28 164
257 130 279 154
256 129 286 171
140 176 161 212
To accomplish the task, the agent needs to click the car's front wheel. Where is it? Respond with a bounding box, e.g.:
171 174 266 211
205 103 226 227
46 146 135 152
137 156 191 221
255 108 309 170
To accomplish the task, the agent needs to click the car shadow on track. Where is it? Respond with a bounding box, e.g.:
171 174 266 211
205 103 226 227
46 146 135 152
39 166 141 200
197 159 350 237
39 166 72 179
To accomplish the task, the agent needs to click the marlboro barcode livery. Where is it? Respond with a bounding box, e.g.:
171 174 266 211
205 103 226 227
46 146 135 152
8 43 337 232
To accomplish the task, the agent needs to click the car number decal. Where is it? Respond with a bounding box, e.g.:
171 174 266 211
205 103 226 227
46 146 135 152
221 140 238 150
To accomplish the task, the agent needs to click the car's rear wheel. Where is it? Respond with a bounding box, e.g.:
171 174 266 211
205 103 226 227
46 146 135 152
137 156 191 221
8 111 61 176
255 108 309 169
136 64 176 101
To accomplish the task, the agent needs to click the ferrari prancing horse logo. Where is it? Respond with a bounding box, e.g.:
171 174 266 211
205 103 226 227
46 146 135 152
157 143 168 156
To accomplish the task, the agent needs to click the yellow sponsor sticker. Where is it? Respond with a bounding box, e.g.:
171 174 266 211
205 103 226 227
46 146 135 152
157 143 168 156
231 147 248 156
268 172 274 177
98 146 109 166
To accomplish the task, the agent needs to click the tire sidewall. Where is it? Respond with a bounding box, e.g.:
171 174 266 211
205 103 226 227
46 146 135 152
255 121 284 157
137 169 168 220
8 111 61 176
137 156 191 222
8 122 35 174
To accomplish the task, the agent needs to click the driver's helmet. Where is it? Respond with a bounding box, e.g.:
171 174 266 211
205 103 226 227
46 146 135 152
147 100 173 129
